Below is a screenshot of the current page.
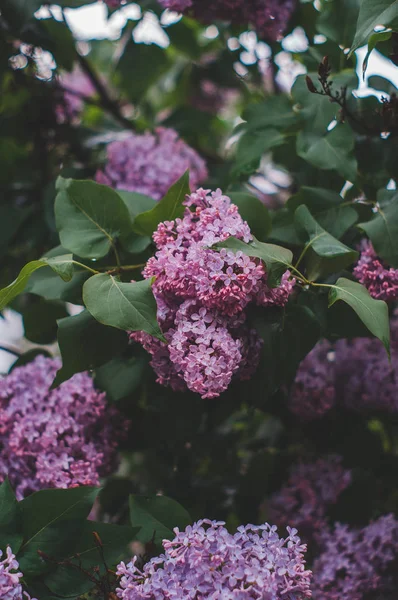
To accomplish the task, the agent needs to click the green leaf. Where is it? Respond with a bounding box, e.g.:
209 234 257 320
297 123 358 182
40 18 76 72
328 277 390 352
53 309 128 387
228 192 272 240
22 300 68 345
363 30 393 74
116 40 171 102
129 495 191 546
18 487 99 576
317 0 361 48
0 480 23 553
44 521 138 598
358 192 398 267
241 96 299 131
133 171 190 237
0 253 73 311
95 354 147 402
350 0 398 55
83 274 164 340
55 177 134 259
0 0 42 32
214 237 293 286
233 129 285 177
295 205 358 269
116 190 155 253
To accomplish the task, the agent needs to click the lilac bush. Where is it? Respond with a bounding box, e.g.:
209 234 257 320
312 514 398 599
116 519 312 599
268 456 351 545
0 356 128 499
131 187 294 398
95 128 208 201
0 547 36 600
157 0 296 40
353 241 398 302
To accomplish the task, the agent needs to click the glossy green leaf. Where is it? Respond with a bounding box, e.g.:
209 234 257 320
215 237 293 286
83 274 164 340
133 171 190 237
295 205 358 265
233 129 285 177
358 192 398 267
53 309 128 386
55 177 134 259
328 278 390 352
18 487 99 576
129 495 191 546
229 192 272 240
0 254 73 311
350 0 398 54
0 480 22 553
95 354 147 402
22 300 68 345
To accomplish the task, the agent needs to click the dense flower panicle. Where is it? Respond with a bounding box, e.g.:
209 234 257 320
0 546 36 600
268 456 351 544
335 325 398 413
289 341 336 422
158 0 296 41
95 128 207 201
353 240 398 301
56 67 95 124
0 356 128 499
312 514 398 599
133 188 294 398
116 519 312 599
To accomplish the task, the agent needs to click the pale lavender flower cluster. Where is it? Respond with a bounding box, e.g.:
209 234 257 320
312 514 398 599
56 67 95 124
158 0 296 41
131 187 294 398
0 356 128 500
95 128 208 201
116 519 312 599
0 546 36 600
289 341 336 422
268 456 351 544
353 240 398 302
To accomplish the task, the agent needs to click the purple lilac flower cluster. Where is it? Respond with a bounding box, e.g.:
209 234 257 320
0 546 36 600
116 519 312 599
131 187 294 398
289 341 336 422
95 128 208 201
56 67 95 124
158 0 296 41
353 240 398 302
312 514 398 599
268 456 351 545
0 356 128 500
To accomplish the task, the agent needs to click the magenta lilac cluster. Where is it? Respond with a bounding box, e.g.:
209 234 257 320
131 188 294 398
0 546 36 600
353 240 398 301
312 514 398 599
95 128 207 201
56 67 95 124
268 456 351 544
158 0 296 41
116 519 312 599
289 341 336 422
0 356 128 500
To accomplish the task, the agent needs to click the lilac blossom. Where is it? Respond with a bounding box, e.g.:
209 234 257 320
268 456 351 544
56 67 95 124
312 514 398 599
116 519 312 599
353 240 398 302
0 546 36 600
95 128 208 201
0 356 128 500
132 188 294 398
158 0 296 41
289 341 336 422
